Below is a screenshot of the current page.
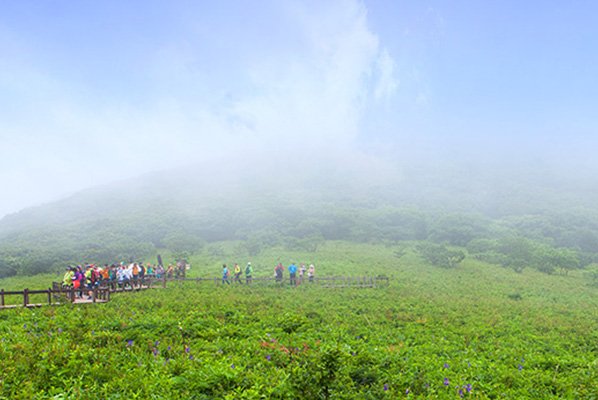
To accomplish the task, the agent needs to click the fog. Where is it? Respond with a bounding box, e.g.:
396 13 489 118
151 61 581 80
1 1 597 219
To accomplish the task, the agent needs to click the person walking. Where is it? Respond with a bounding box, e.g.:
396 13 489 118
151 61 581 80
275 263 284 283
234 263 242 283
308 264 315 283
245 262 253 284
222 264 230 285
62 267 74 288
299 263 306 284
288 262 297 286
73 266 84 298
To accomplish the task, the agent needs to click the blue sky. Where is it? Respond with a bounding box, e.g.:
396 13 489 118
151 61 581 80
0 0 596 218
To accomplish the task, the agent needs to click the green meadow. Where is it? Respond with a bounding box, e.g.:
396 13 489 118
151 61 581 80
1 241 597 399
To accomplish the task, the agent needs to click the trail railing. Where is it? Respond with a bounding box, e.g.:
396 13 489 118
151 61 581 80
1 275 388 309
0 284 111 309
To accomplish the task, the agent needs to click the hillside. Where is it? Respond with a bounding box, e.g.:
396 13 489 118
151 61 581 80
1 155 598 277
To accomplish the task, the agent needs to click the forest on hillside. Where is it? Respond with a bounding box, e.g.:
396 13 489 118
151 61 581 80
1 162 598 278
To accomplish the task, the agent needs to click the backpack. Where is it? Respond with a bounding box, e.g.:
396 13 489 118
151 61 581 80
225 269 230 277
245 265 251 275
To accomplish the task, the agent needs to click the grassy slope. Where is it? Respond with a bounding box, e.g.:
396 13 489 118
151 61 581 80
1 242 598 398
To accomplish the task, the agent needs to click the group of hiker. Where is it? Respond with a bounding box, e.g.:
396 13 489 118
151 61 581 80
61 262 184 297
221 262 253 285
222 262 315 285
62 260 318 294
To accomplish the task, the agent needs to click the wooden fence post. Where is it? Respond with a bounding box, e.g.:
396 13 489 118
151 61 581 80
1 289 4 307
47 288 52 305
23 288 28 307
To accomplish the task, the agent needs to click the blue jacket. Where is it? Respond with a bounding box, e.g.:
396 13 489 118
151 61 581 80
288 264 297 274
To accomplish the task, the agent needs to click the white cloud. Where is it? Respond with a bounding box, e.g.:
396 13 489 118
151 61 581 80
0 0 399 218
374 48 398 101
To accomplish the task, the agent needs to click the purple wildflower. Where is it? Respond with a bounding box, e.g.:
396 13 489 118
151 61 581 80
384 385 388 391
231 364 235 369
266 355 271 361
185 347 190 354
518 364 523 371
127 340 134 347
444 363 449 369
443 378 450 386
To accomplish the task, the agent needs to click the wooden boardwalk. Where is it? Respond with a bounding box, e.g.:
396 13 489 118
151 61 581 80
0 275 389 309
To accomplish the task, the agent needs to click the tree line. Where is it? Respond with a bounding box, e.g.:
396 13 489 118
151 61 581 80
1 199 598 278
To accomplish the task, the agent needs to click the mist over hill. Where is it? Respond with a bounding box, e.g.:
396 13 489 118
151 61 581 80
1 151 598 277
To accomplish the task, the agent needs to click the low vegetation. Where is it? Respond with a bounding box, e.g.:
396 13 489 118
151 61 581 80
1 241 598 398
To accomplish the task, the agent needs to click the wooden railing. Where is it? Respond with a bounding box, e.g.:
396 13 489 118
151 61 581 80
90 275 389 289
0 284 111 309
0 275 389 309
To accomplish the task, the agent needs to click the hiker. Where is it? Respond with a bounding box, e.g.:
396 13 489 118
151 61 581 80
245 262 253 284
139 263 145 280
146 263 154 277
101 264 110 282
167 264 174 278
108 264 117 290
73 266 85 298
120 263 133 290
131 263 139 287
222 264 231 285
234 263 242 283
62 267 74 288
299 263 306 284
84 265 95 299
288 262 297 286
308 264 315 283
275 263 283 283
